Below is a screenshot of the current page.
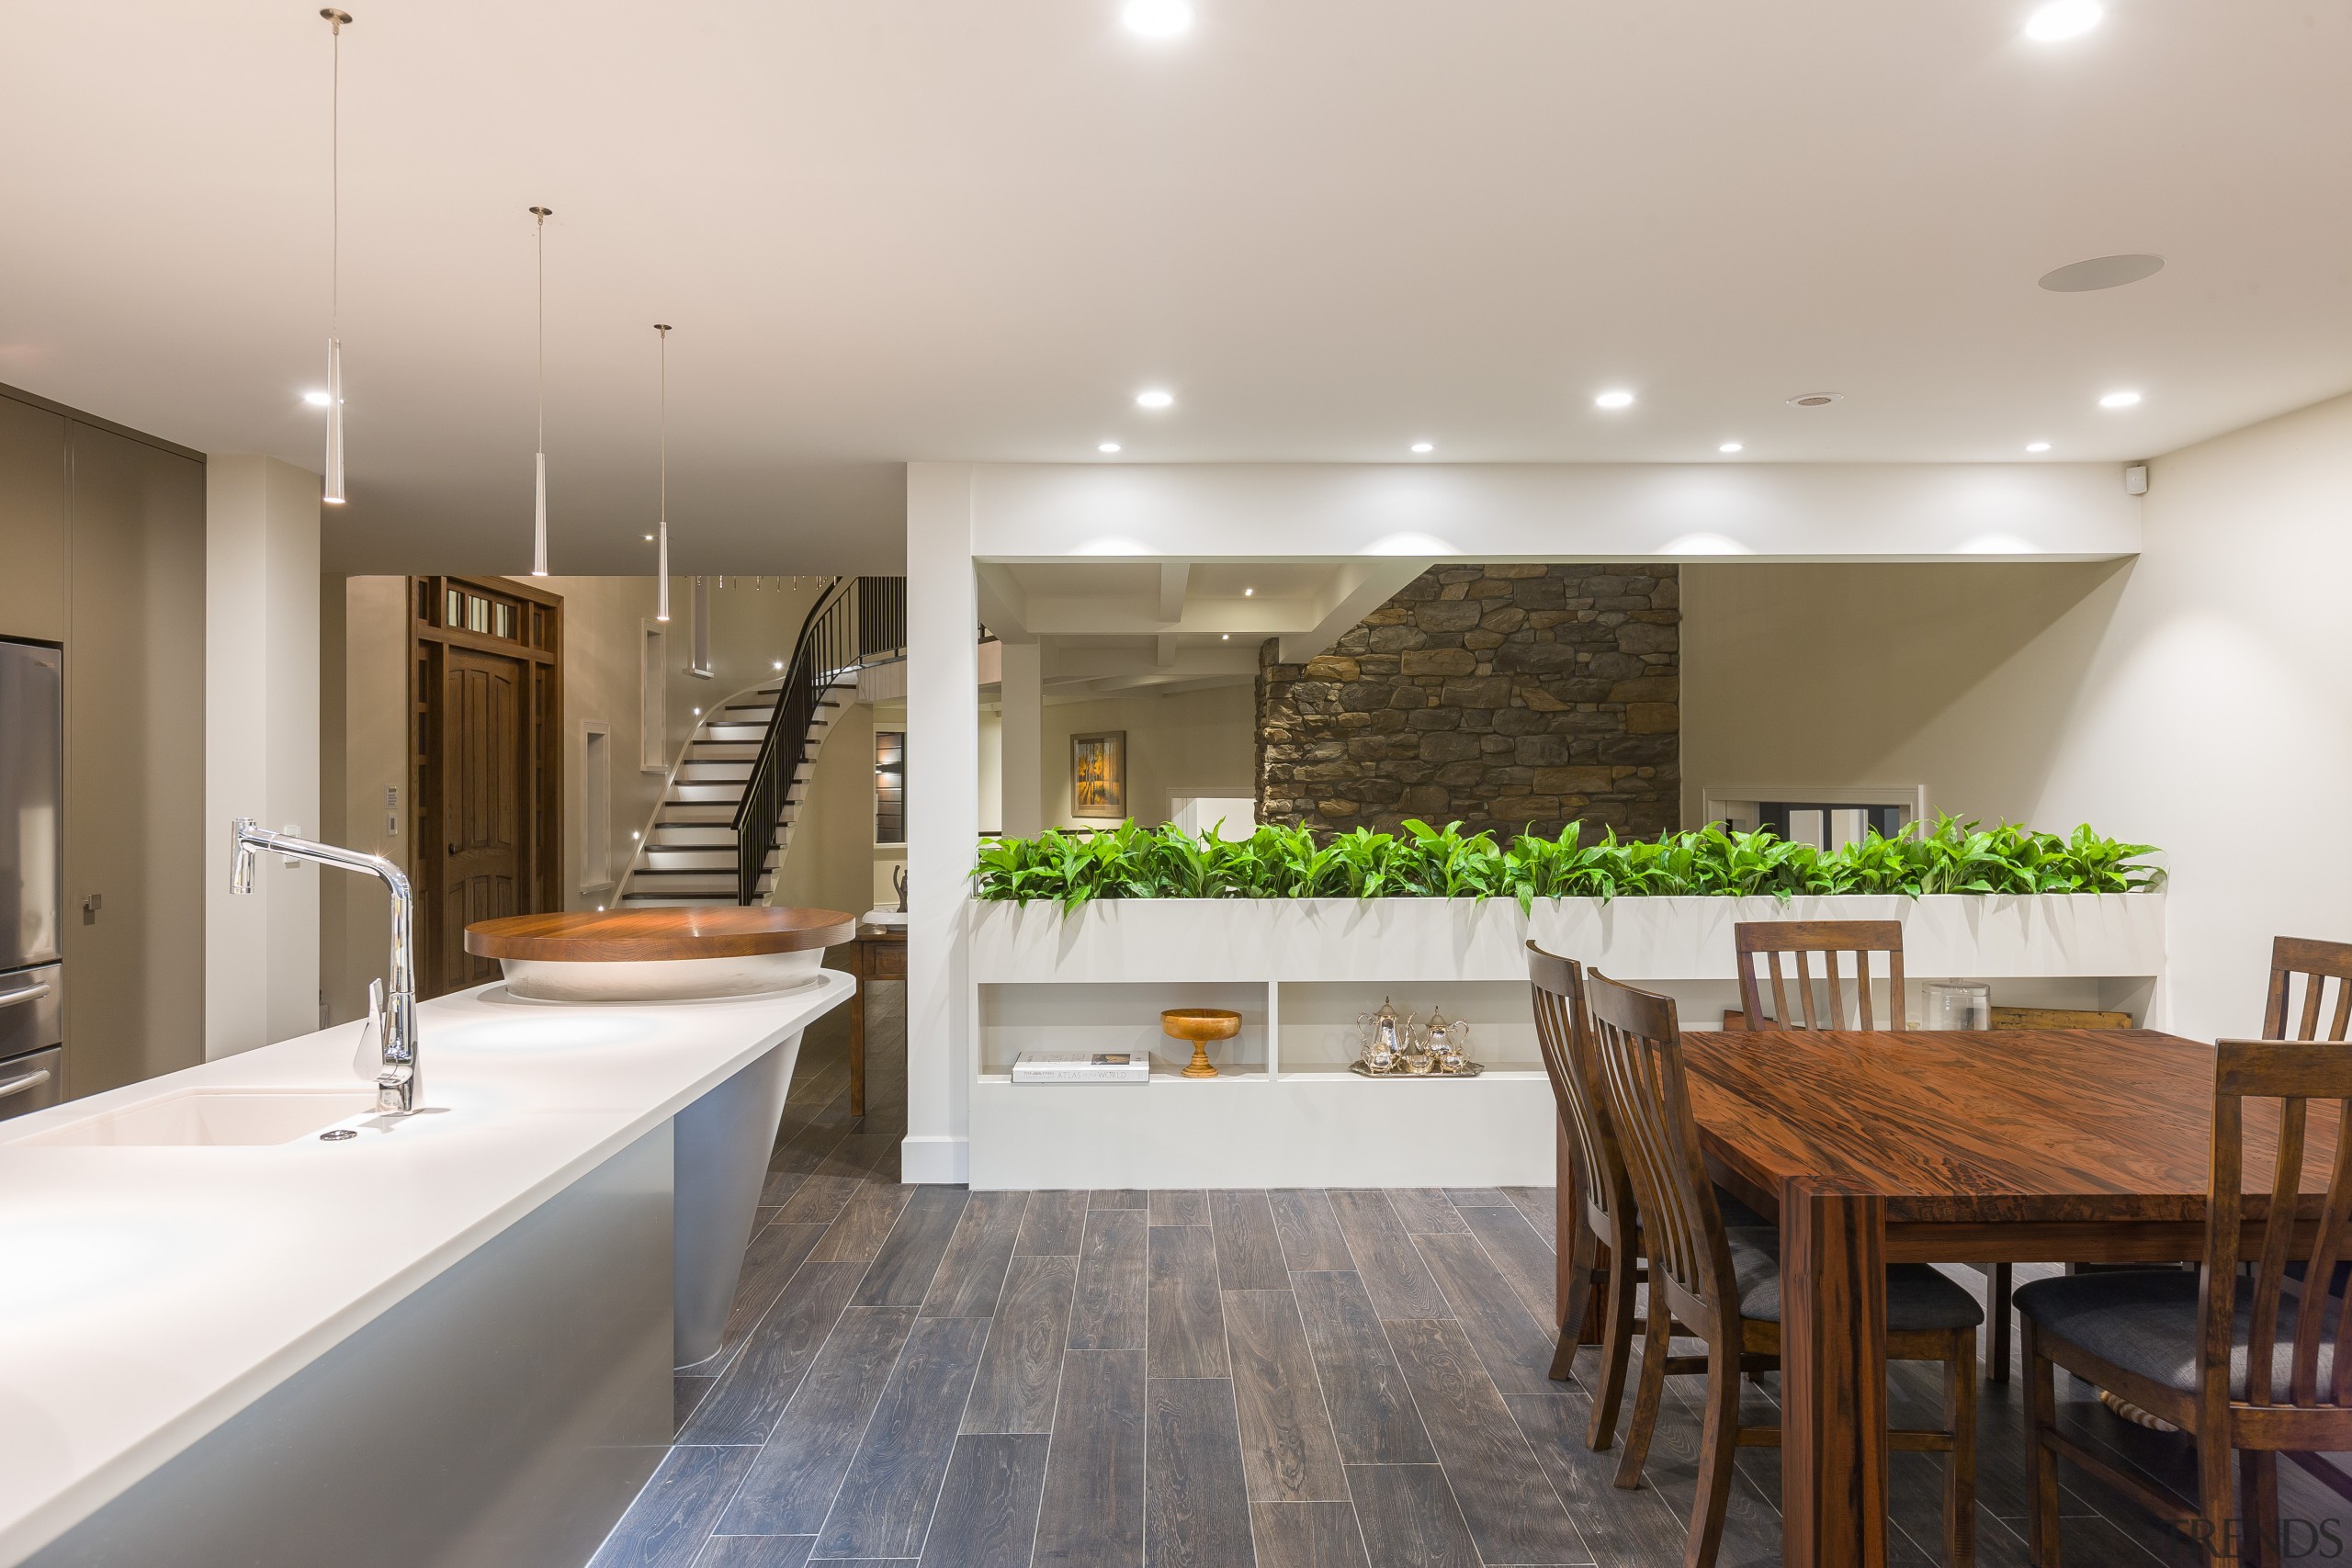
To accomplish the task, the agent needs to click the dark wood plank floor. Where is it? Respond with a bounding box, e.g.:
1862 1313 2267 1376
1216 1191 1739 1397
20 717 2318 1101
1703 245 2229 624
590 976 2352 1567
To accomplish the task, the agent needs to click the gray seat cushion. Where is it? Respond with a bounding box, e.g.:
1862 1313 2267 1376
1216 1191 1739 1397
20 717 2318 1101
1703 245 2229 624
1717 1188 1770 1230
1727 1233 1985 1332
2013 1268 2338 1398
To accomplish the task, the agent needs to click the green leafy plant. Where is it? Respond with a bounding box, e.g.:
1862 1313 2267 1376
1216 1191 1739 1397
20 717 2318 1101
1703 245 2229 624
967 813 2161 908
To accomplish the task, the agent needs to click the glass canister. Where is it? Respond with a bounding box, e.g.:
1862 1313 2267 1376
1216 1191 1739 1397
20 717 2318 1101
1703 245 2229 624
1923 982 1992 1031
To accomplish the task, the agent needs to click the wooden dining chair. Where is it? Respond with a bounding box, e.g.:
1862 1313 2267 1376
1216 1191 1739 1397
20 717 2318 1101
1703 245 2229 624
1735 918 2018 1384
1527 941 1702 1448
1733 918 1906 1031
1586 968 1983 1568
2263 935 2352 1041
2017 1039 2352 1566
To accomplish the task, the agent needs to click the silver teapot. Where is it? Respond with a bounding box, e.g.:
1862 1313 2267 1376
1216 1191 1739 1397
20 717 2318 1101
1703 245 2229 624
1355 997 1406 1073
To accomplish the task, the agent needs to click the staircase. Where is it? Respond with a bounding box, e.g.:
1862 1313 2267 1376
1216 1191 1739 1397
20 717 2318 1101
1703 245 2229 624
616 575 905 908
616 680 856 906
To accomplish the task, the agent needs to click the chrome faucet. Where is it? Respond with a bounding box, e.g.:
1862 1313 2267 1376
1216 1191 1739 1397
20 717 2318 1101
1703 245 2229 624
231 818 422 1113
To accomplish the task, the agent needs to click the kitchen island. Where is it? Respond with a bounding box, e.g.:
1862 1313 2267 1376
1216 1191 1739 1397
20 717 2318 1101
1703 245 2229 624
0 971 853 1568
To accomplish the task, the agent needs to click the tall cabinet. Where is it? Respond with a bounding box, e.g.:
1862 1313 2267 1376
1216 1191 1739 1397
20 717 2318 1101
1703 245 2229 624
0 384 206 1098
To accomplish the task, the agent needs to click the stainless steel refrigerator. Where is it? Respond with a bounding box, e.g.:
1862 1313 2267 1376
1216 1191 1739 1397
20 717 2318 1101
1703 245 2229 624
0 639 63 1120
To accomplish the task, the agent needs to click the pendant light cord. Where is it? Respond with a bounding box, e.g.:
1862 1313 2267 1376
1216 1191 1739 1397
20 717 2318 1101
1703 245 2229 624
330 15 340 334
657 324 671 520
534 209 548 452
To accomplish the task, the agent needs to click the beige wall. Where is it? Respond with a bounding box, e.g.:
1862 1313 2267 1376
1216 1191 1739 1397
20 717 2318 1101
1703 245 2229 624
1679 559 2131 828
1679 388 2352 1042
1037 685 1256 830
2024 390 2352 1042
769 697 895 919
320 576 412 1025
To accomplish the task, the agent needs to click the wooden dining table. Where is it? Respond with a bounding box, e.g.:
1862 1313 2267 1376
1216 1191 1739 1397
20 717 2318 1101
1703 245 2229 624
1555 1026 2343 1568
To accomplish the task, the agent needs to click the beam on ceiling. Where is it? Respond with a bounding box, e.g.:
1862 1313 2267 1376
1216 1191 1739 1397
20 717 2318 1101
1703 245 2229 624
973 561 1030 638
1278 558 1430 662
1157 559 1191 623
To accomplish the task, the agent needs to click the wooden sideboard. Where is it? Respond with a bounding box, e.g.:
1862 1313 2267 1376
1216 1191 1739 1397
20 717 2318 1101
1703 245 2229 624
845 922 906 1116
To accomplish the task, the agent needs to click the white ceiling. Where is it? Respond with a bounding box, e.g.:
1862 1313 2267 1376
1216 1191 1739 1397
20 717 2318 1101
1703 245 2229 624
5 1 2348 574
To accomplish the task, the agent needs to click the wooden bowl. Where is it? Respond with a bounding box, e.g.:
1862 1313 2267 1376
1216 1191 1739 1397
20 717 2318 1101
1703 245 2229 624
465 907 856 1001
1161 1008 1242 1078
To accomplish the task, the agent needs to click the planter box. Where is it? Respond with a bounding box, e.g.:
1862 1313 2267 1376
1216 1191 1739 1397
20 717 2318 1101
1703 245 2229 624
964 892 2165 1190
969 893 2166 986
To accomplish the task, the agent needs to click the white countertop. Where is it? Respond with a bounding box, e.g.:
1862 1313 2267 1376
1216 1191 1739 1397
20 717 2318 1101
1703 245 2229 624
0 972 854 1565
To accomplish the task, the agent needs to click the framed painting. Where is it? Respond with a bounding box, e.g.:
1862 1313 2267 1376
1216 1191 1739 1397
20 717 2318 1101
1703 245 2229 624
1070 730 1127 819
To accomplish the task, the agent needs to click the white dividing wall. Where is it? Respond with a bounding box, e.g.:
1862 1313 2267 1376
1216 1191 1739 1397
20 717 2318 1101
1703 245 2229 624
2028 390 2352 1043
204 455 321 1055
897 457 2149 1182
905 466 979 1184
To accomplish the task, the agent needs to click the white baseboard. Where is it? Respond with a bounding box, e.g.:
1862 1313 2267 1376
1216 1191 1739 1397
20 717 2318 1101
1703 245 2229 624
897 1134 970 1186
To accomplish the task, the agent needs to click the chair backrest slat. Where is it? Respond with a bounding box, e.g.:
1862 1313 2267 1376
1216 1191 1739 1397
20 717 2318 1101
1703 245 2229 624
1735 919 1906 1032
1525 942 1632 1239
1584 969 1736 1337
2245 1098 2307 1405
2264 936 2352 1042
2295 1113 2352 1404
2207 1041 2352 1417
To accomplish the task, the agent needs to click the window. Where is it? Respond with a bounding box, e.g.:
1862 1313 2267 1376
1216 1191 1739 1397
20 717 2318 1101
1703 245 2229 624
875 730 906 845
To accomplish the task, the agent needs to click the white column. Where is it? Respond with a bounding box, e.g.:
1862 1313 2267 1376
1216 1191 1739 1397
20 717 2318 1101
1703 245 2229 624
902 463 978 1183
998 638 1043 839
204 456 322 1056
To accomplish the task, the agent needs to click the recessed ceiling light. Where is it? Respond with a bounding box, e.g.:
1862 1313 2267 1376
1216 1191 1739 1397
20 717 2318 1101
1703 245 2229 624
773 660 785 670
1410 442 1433 454
1787 392 1842 408
302 389 332 407
2039 254 2165 293
1136 389 1174 410
1098 442 1122 454
2026 441 2052 453
1221 633 1229 641
1122 0 1193 39
1243 587 1254 597
2098 389 2143 409
2024 0 2103 42
644 533 655 541
1718 442 1743 454
1594 390 1634 410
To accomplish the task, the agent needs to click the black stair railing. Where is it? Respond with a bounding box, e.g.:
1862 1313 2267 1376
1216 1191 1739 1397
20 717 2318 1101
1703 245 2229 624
731 576 908 904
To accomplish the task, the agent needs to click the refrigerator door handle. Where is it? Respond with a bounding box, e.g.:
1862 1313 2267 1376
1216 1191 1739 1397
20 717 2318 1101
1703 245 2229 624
0 1066 52 1100
0 982 52 1010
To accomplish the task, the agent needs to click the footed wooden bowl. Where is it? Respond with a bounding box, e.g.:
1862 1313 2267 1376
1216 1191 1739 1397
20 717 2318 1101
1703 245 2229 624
1161 1008 1242 1079
465 907 855 1001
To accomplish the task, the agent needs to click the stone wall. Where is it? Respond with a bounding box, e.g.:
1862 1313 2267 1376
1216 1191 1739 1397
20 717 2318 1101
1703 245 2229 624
1254 564 1679 840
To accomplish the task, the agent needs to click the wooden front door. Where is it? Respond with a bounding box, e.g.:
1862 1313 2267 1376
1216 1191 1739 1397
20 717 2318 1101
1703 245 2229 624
440 646 526 987
411 575 562 998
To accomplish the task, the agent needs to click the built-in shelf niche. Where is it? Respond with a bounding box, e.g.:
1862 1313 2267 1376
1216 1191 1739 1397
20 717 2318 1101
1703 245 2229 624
978 981 1269 1079
1275 980 1541 1077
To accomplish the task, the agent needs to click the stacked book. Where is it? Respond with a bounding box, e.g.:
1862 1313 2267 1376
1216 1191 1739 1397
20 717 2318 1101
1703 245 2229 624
1011 1051 1149 1084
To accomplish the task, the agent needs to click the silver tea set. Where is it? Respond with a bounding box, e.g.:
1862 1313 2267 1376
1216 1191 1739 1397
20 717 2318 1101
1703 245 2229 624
1349 997 1485 1077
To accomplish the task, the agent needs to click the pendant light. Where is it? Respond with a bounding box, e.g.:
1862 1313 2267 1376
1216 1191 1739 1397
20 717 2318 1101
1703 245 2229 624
320 8 353 504
654 323 673 621
529 205 554 575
